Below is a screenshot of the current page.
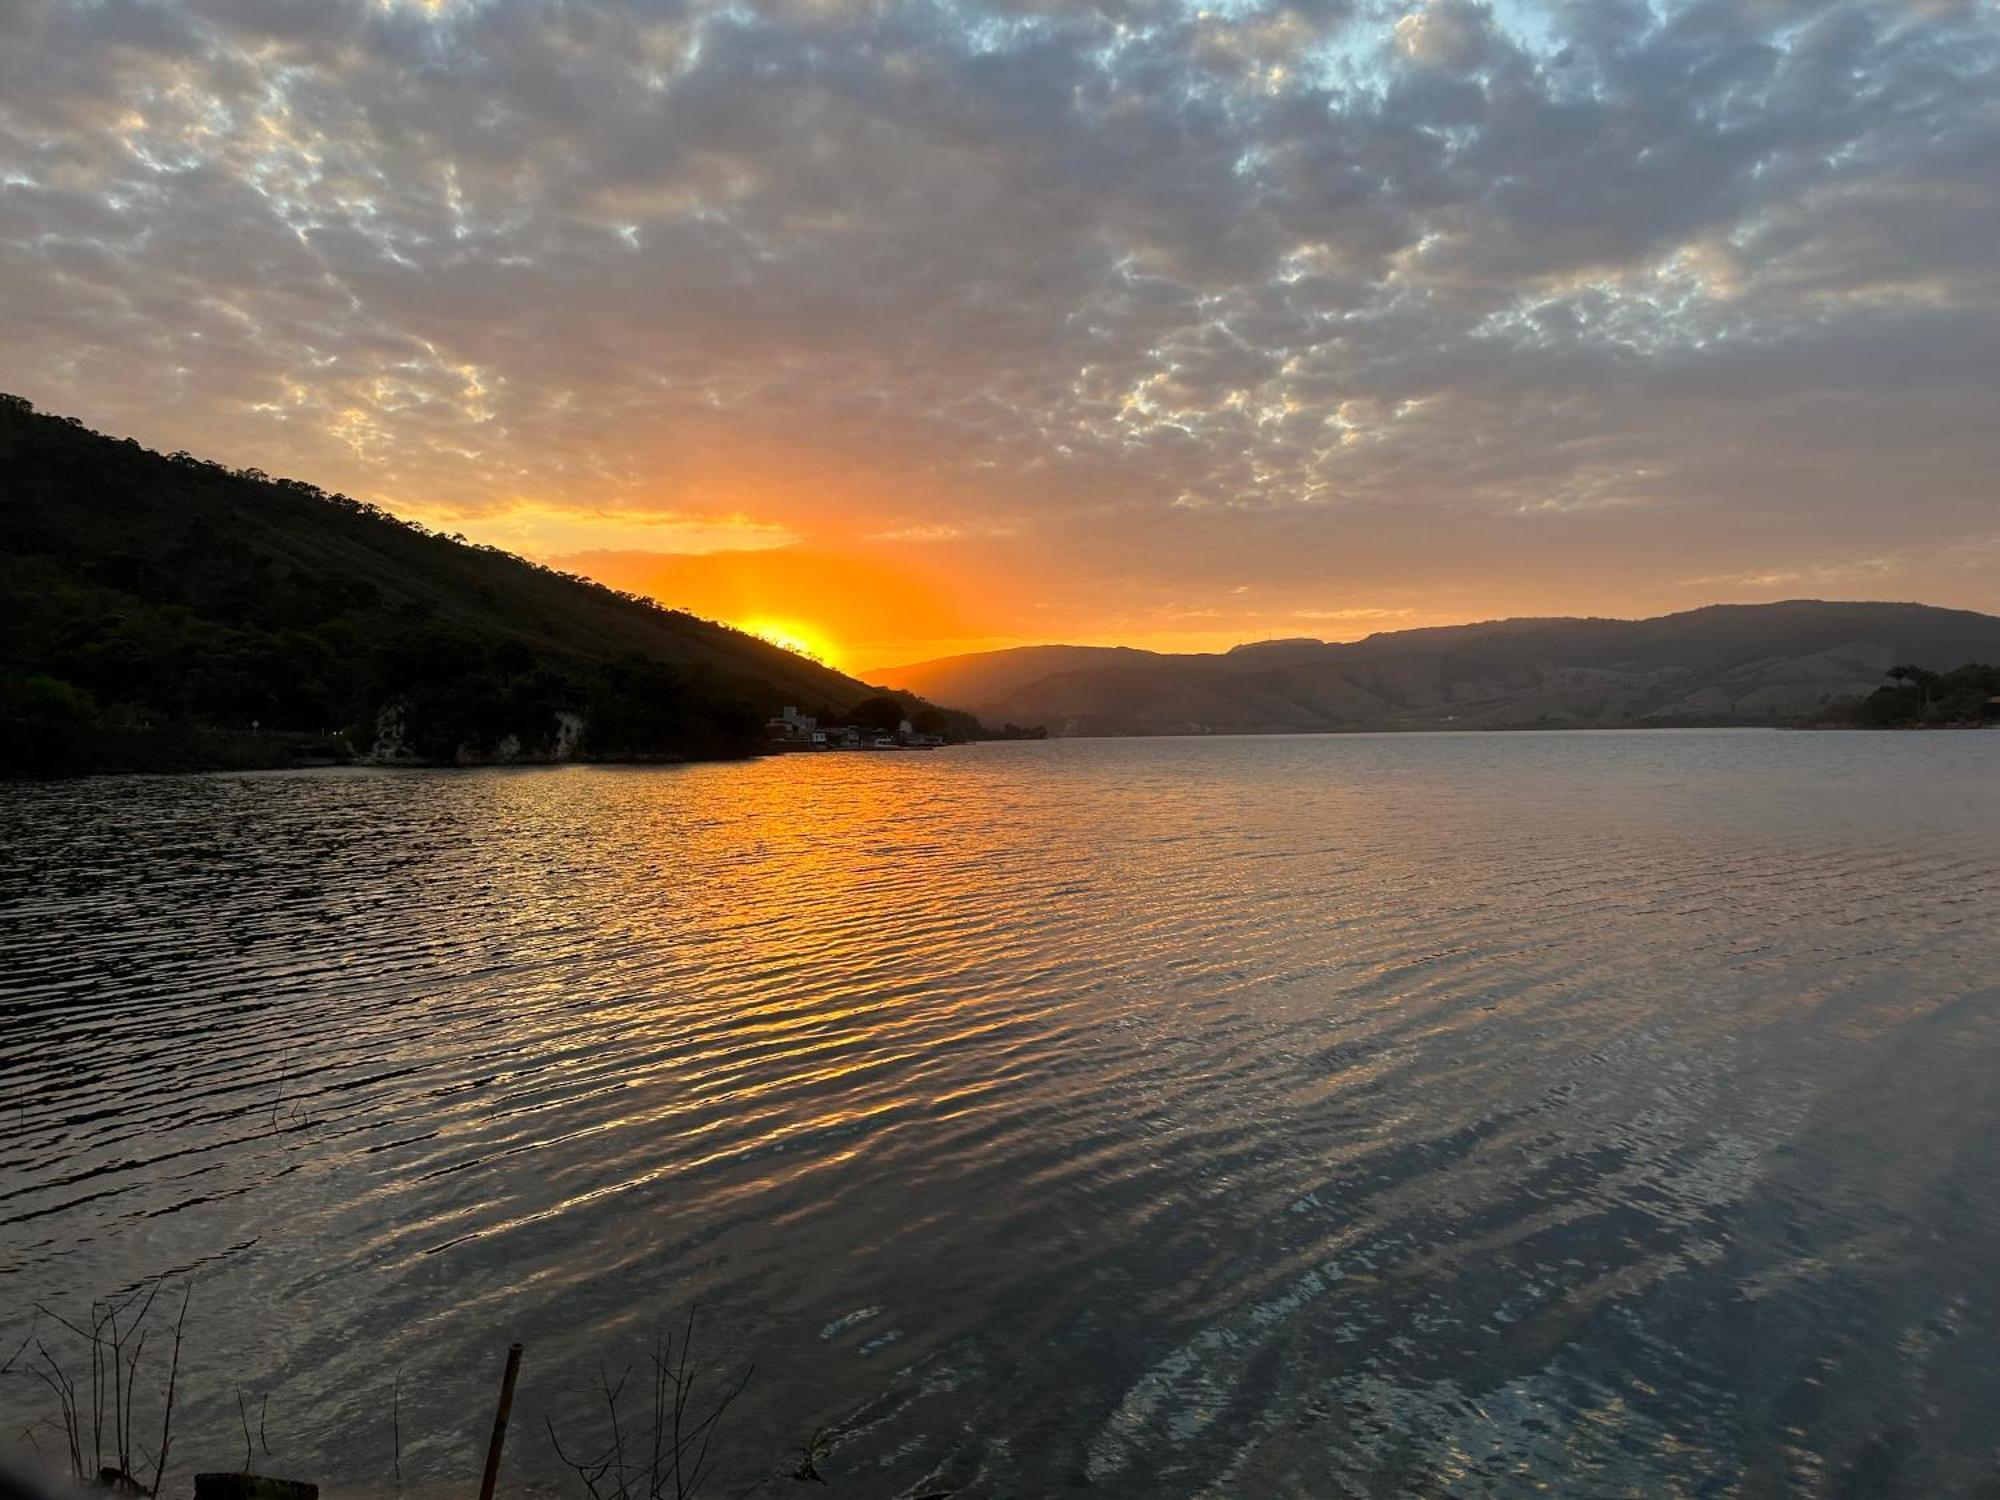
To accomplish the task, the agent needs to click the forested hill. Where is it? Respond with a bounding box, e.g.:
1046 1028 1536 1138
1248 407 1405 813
0 395 902 773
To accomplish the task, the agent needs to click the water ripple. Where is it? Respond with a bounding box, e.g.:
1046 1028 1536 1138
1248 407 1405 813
3 731 1999 1496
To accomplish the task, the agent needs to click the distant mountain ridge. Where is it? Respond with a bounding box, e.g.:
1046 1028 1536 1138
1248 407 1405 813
871 602 2000 735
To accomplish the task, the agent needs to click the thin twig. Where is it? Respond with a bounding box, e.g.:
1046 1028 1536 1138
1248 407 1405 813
0 1321 36 1377
152 1287 190 1497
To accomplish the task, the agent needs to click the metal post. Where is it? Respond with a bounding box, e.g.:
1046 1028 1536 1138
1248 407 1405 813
477 1343 524 1500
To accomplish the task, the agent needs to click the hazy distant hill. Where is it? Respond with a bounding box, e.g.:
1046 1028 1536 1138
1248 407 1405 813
0 395 931 772
871 644 1169 709
872 602 2000 735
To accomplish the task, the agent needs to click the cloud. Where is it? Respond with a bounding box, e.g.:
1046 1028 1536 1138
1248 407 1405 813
418 503 801 557
2 0 1997 641
1393 0 1496 72
1291 606 1418 622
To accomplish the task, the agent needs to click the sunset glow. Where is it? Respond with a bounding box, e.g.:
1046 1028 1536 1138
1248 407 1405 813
3 1 1998 671
739 618 841 670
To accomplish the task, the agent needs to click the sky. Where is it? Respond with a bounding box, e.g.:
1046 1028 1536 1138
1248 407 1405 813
3 0 1997 671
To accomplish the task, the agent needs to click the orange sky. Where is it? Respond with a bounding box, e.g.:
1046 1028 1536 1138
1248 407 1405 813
553 540 1431 672
6 1 1999 676
556 545 1000 672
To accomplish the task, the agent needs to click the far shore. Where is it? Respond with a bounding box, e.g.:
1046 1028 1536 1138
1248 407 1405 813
14 716 1998 780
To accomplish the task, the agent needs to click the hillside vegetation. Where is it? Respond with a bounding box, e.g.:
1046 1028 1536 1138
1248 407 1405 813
1828 663 2000 728
874 603 2000 735
0 395 944 773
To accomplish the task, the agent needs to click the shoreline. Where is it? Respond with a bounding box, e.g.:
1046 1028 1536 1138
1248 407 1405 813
12 719 1994 781
0 724 760 780
0 723 989 780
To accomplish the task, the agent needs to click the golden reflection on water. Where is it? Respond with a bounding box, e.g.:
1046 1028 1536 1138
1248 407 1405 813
3 732 2000 1496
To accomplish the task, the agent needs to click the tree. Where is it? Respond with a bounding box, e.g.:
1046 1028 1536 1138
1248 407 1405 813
1886 663 1938 714
847 694 906 734
0 673 95 725
1849 662 2000 727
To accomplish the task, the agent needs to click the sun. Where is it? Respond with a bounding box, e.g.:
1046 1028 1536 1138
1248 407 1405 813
739 616 841 668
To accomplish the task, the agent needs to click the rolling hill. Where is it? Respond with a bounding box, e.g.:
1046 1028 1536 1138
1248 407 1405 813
870 602 2000 736
0 394 947 772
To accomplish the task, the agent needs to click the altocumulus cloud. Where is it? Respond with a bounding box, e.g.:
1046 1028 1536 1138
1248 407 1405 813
2 0 1997 632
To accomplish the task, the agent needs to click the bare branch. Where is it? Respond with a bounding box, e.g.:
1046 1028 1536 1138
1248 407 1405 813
152 1287 190 1497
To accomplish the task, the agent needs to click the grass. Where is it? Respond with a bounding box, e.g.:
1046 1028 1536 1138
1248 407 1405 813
2 1281 190 1494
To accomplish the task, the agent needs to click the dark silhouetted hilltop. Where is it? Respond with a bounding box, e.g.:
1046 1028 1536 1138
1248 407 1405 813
0 395 954 773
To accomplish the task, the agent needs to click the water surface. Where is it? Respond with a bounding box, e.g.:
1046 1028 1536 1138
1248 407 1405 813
4 731 1999 1496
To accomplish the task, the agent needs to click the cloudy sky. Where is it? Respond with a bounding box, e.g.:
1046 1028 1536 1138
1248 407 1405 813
3 0 1996 666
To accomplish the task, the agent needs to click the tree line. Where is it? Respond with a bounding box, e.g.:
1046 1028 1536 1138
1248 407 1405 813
1825 663 2000 728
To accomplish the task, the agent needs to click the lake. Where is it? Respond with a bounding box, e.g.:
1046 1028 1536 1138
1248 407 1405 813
4 731 1999 1497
